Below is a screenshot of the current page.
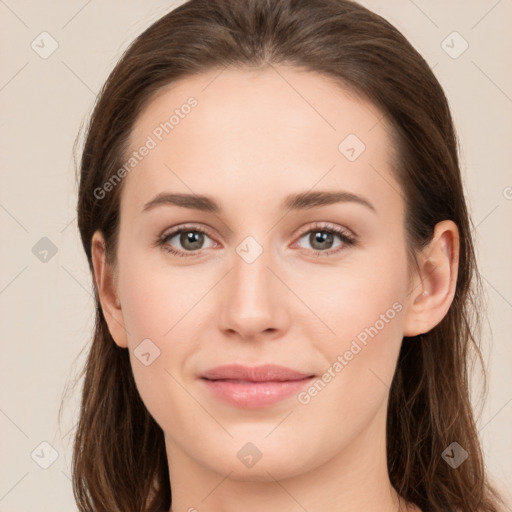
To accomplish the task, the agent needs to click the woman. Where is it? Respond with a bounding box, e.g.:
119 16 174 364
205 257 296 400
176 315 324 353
71 0 506 510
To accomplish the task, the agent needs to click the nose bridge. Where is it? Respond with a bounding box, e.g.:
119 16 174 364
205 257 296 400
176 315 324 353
232 234 275 310
219 233 286 338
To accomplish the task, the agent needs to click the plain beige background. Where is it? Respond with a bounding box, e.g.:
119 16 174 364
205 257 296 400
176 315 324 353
0 1 511 510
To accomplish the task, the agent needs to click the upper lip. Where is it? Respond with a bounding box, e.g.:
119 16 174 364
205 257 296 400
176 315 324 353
200 364 314 382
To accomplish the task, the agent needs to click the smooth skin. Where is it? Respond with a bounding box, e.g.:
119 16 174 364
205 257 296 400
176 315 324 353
91 66 459 512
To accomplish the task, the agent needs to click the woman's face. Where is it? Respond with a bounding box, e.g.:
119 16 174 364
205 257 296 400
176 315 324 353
99 66 419 481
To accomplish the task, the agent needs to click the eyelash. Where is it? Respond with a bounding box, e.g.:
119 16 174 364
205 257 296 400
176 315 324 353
156 222 357 259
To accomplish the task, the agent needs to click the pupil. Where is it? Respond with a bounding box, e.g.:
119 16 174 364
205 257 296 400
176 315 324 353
182 231 203 250
311 231 333 250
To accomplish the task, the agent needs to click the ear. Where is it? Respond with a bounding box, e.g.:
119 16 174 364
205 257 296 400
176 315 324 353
91 230 129 348
403 220 460 337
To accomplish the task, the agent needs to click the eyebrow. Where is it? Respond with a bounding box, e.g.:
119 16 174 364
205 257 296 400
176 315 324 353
142 190 376 214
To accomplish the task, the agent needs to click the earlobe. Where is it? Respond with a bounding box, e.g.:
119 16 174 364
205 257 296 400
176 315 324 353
403 220 459 337
91 231 129 348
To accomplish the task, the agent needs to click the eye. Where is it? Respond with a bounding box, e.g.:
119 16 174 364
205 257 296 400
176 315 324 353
155 222 357 259
156 224 217 258
293 222 357 257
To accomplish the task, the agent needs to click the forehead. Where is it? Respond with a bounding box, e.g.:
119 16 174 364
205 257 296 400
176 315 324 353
121 65 400 222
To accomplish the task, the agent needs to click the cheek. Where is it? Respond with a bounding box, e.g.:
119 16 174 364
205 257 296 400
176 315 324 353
300 247 407 347
120 281 196 435
116 251 215 427
297 245 408 404
118 245 209 344
294 271 406 454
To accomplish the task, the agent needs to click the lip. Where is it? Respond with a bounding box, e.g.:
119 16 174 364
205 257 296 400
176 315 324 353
200 364 315 408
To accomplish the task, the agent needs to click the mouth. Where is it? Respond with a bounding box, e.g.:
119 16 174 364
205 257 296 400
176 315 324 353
199 364 316 408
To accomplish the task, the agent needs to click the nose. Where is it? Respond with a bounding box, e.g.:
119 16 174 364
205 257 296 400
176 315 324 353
217 239 290 341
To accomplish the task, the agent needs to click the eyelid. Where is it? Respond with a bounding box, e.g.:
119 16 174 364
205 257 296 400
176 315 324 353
160 222 216 240
292 220 355 240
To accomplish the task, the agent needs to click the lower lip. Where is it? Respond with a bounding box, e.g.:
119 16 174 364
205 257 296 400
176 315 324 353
201 377 314 408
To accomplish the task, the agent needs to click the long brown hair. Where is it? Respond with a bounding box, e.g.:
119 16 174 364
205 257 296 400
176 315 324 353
67 0 506 510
